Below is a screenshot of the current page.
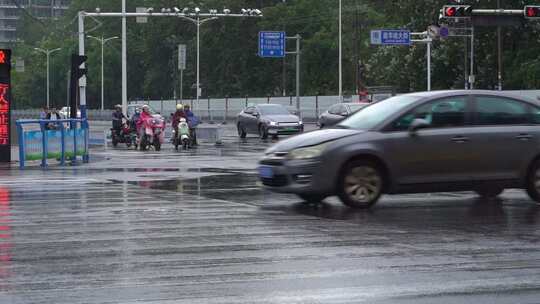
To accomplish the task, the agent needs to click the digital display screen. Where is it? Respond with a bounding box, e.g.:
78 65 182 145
0 49 11 162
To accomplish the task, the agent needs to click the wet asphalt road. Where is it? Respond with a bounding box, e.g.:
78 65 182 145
0 128 540 303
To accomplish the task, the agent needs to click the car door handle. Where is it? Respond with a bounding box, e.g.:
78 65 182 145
516 134 533 141
451 136 469 143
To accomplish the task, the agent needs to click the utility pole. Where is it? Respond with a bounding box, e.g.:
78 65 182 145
121 0 127 114
497 0 503 90
338 0 343 102
286 35 301 114
353 3 360 94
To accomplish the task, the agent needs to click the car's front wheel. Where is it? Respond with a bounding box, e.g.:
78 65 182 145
526 160 540 203
337 160 384 209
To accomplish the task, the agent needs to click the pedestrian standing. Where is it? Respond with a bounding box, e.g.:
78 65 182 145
40 107 48 119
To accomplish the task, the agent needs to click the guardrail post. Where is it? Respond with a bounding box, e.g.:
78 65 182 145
245 95 248 108
223 95 229 124
40 121 48 168
83 120 89 163
315 95 319 118
60 122 66 166
289 95 293 106
267 95 270 104
17 122 24 169
72 120 78 165
208 96 213 124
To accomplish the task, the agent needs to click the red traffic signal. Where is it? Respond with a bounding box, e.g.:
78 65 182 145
442 5 472 18
525 6 540 18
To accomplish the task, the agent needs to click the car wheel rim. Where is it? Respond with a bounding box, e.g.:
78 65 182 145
344 166 382 203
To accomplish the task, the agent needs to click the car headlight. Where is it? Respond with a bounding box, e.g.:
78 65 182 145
269 121 279 126
288 142 328 160
298 120 303 125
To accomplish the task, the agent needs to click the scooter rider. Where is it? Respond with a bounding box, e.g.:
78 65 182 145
183 104 199 146
136 105 153 137
171 104 187 134
112 105 127 137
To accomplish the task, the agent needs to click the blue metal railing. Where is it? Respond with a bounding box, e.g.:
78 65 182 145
16 119 89 169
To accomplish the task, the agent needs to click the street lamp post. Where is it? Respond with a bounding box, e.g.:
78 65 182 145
175 14 218 111
338 0 342 102
34 47 61 108
87 35 119 110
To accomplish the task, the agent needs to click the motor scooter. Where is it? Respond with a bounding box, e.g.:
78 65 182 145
173 118 191 150
138 115 165 151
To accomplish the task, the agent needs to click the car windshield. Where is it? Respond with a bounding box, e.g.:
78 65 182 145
259 105 290 115
338 95 421 130
348 104 368 113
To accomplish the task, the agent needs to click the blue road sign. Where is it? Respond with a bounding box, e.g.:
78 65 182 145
439 26 450 38
370 30 411 46
259 31 285 58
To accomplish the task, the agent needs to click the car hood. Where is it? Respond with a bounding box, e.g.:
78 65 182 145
264 114 299 123
266 128 361 153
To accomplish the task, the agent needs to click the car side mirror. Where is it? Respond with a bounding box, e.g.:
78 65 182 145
340 111 348 117
254 112 260 117
408 118 430 135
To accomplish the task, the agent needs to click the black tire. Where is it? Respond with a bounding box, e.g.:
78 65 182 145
238 123 247 138
112 137 118 147
337 160 384 209
526 160 540 203
297 194 326 203
125 137 132 148
272 135 279 140
259 125 268 140
475 187 504 199
319 124 325 129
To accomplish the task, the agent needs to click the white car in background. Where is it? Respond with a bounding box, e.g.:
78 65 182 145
59 107 81 119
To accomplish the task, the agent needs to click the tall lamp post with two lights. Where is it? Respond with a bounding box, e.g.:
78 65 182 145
87 35 119 110
34 47 62 108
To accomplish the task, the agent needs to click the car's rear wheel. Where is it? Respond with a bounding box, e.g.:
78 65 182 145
237 123 247 138
526 160 540 203
259 125 268 140
338 160 383 209
475 187 504 199
297 194 326 203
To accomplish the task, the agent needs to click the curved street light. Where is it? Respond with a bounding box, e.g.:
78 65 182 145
87 35 119 110
34 47 62 109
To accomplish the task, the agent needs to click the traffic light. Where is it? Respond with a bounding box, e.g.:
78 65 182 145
71 54 87 80
524 6 540 18
442 5 473 18
69 54 87 119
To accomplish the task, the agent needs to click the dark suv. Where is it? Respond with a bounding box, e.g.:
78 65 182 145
259 90 540 208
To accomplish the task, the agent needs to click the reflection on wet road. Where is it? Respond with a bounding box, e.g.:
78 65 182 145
0 133 539 303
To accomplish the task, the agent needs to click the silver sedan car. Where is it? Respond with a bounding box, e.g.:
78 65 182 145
259 90 540 208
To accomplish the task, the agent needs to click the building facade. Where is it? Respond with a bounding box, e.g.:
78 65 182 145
0 0 70 45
